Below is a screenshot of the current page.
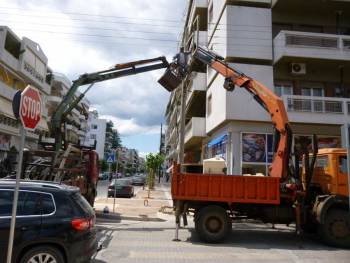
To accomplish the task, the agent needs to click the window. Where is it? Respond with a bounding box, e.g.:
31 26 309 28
0 190 14 216
207 94 212 115
339 156 347 174
91 124 98 130
275 83 293 97
316 156 329 168
17 191 42 216
90 134 96 140
41 194 55 214
4 32 21 59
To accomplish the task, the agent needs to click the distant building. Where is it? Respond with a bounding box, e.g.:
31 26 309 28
47 72 90 146
83 110 106 160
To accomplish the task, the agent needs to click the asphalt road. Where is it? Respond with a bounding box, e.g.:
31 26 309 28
96 179 143 199
92 217 350 263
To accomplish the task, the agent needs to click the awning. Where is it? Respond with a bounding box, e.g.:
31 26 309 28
0 97 16 119
36 118 49 132
208 134 227 148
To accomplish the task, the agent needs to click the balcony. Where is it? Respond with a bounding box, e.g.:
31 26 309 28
282 95 350 124
188 0 207 27
274 31 350 64
184 117 206 147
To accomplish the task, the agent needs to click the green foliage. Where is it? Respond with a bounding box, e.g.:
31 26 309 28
99 160 108 172
145 153 164 189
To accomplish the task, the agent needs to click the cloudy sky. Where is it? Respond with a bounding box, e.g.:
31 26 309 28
1 0 187 155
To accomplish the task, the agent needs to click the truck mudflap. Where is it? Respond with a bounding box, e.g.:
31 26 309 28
313 195 349 224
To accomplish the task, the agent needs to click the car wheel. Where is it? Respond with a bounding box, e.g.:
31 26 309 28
20 246 64 263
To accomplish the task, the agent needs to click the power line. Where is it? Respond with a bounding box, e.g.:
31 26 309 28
0 11 183 28
0 19 178 36
0 6 184 24
10 28 178 42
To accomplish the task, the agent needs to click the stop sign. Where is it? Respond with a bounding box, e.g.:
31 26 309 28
19 85 42 130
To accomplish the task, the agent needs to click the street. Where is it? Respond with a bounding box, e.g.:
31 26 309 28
92 183 350 263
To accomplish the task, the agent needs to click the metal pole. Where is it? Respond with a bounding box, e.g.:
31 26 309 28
113 154 118 213
178 81 186 170
7 126 25 263
345 124 350 211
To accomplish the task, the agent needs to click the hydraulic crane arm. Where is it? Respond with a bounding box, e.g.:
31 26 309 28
52 56 169 151
180 47 292 179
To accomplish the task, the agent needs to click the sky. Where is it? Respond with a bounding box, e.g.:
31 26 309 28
1 0 187 156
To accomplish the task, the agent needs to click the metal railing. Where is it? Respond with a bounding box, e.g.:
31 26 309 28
283 95 350 114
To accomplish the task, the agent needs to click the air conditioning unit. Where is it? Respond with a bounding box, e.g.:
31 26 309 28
291 63 306 75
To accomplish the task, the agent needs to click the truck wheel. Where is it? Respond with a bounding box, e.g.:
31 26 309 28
195 205 231 243
320 209 350 248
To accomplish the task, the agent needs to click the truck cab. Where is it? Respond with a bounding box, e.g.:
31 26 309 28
303 148 348 197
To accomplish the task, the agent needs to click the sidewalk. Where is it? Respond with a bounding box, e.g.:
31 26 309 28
94 181 173 221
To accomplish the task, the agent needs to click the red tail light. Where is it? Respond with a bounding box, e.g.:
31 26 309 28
71 218 90 231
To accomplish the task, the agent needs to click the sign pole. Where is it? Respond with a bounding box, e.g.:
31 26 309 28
113 154 119 213
6 126 26 263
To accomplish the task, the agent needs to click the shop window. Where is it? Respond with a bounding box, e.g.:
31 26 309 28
4 32 21 59
241 133 274 176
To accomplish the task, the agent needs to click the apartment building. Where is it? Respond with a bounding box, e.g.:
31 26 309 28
165 0 350 176
83 109 107 159
47 72 90 146
0 26 51 158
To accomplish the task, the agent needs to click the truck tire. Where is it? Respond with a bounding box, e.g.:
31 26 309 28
320 209 350 248
195 205 231 243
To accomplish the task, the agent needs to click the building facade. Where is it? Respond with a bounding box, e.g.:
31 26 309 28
0 26 51 160
83 110 107 160
165 0 350 176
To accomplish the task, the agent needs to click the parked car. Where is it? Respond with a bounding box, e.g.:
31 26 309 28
0 179 98 263
108 179 134 198
131 175 146 186
98 172 109 180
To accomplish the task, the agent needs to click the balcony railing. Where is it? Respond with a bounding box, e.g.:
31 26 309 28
282 95 350 114
274 30 350 63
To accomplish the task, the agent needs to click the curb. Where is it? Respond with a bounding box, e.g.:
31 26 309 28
95 211 166 222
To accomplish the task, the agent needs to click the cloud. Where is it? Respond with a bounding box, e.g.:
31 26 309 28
1 0 186 135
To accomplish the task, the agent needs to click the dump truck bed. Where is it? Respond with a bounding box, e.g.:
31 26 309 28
171 168 281 205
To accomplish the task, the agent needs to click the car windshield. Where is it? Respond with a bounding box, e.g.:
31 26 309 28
111 179 131 186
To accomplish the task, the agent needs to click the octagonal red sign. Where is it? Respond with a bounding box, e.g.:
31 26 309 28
20 85 42 131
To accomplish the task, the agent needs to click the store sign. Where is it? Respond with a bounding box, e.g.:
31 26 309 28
23 62 44 83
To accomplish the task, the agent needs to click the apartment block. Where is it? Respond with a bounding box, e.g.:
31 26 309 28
0 26 51 158
165 0 350 176
82 110 107 160
47 72 90 146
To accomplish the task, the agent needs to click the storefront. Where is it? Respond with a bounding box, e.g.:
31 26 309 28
204 134 228 160
240 131 341 176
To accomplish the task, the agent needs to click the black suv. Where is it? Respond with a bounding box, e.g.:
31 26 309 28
0 180 97 263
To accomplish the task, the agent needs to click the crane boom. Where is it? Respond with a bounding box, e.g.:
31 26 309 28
178 47 292 179
51 56 169 151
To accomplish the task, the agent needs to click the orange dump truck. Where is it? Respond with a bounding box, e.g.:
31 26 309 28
169 47 350 247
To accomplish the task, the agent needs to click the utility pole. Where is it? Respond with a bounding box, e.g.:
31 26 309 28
178 81 186 169
159 123 163 183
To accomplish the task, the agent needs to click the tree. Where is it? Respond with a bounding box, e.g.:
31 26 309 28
99 160 108 172
112 129 122 149
145 153 165 189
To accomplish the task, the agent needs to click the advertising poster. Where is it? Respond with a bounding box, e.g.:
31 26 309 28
0 134 10 151
242 133 266 163
318 137 340 149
